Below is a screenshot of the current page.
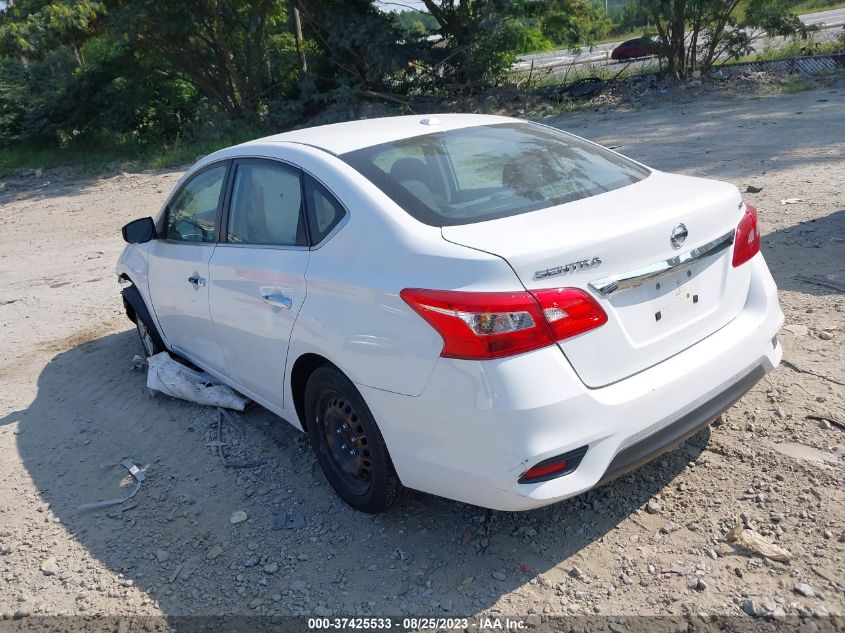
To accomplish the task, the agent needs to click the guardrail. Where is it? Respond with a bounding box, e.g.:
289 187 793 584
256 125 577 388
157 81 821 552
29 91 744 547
717 51 845 75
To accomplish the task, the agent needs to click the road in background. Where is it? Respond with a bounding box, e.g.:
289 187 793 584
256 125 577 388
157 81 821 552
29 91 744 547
515 7 845 73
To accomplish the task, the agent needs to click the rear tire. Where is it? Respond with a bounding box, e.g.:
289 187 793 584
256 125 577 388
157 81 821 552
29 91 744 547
304 365 403 513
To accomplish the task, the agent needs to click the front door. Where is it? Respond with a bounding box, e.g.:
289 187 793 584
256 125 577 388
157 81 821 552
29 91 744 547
147 162 229 372
208 158 310 409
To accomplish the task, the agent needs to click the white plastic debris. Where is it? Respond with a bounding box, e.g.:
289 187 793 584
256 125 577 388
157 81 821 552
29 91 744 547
146 352 248 410
727 517 792 562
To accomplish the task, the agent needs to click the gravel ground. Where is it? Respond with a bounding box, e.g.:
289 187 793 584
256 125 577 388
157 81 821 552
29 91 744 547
0 77 843 625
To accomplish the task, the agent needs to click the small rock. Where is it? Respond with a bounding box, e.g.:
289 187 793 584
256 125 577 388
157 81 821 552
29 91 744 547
207 545 224 560
646 500 662 514
660 521 681 534
314 605 329 617
272 510 287 531
818 330 833 340
15 600 34 618
819 419 831 430
264 562 279 575
155 550 169 563
297 553 310 561
686 576 705 591
569 566 584 579
741 599 759 617
291 579 307 591
525 614 542 627
794 583 814 598
230 511 247 524
40 558 59 576
492 570 507 581
620 573 632 585
287 514 306 529
745 185 763 193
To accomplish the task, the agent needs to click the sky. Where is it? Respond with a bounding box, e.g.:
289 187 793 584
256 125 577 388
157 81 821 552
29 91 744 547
375 0 430 12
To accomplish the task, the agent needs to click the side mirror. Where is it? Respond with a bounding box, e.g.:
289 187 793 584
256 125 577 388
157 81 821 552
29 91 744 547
122 217 156 244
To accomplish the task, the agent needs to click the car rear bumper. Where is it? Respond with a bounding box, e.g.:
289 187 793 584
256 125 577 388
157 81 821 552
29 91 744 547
359 254 784 511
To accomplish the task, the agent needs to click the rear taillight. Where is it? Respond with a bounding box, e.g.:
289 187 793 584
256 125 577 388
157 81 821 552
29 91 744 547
732 203 761 267
400 287 607 360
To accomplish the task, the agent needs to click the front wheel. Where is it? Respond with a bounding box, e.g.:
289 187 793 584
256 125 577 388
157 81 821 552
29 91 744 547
304 365 403 513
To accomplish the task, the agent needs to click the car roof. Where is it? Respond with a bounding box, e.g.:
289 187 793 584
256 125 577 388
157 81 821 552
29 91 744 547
239 113 516 156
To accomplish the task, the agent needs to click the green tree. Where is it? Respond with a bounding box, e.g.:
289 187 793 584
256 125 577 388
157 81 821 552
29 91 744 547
0 0 104 63
418 0 606 88
119 0 299 122
641 0 808 79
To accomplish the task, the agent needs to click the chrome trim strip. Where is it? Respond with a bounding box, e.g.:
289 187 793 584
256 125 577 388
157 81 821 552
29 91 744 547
589 230 735 296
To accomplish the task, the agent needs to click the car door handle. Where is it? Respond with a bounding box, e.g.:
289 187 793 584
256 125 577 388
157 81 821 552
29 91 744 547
262 293 293 310
187 275 206 287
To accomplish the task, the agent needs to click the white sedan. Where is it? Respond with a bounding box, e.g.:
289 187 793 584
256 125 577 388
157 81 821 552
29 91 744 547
117 114 783 513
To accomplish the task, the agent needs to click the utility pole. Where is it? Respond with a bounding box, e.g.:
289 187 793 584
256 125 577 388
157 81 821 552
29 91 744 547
291 0 307 75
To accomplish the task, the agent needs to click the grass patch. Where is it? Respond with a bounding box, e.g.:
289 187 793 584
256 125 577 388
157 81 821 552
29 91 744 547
735 35 845 63
792 0 845 13
777 76 818 91
0 126 265 178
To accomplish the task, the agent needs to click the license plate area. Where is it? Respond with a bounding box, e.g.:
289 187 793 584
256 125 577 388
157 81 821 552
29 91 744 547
654 269 700 324
606 258 727 345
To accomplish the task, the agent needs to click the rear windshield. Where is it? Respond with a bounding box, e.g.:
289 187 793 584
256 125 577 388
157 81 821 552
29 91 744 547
341 122 650 227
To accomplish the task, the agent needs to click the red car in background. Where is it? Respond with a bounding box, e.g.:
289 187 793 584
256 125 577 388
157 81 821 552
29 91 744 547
611 36 663 60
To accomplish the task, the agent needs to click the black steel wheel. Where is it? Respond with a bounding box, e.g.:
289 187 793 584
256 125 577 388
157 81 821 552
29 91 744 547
305 365 403 513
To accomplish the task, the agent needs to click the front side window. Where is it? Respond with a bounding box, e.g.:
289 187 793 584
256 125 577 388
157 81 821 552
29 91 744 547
341 122 650 227
226 161 307 246
165 165 227 242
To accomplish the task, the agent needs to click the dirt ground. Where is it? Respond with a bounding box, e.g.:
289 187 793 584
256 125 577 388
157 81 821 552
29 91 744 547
0 77 843 625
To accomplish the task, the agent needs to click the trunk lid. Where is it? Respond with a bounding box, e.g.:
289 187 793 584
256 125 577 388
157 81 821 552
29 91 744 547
441 171 751 388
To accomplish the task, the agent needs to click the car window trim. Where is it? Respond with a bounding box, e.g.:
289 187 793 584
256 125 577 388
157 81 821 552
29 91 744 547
214 154 349 250
159 159 232 245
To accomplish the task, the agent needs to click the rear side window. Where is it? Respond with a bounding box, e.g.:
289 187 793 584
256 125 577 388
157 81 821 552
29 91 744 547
304 173 345 244
165 165 227 242
341 122 650 227
226 161 307 246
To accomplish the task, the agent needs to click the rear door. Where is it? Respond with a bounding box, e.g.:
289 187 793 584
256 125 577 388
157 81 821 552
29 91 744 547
147 162 230 372
207 158 313 409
